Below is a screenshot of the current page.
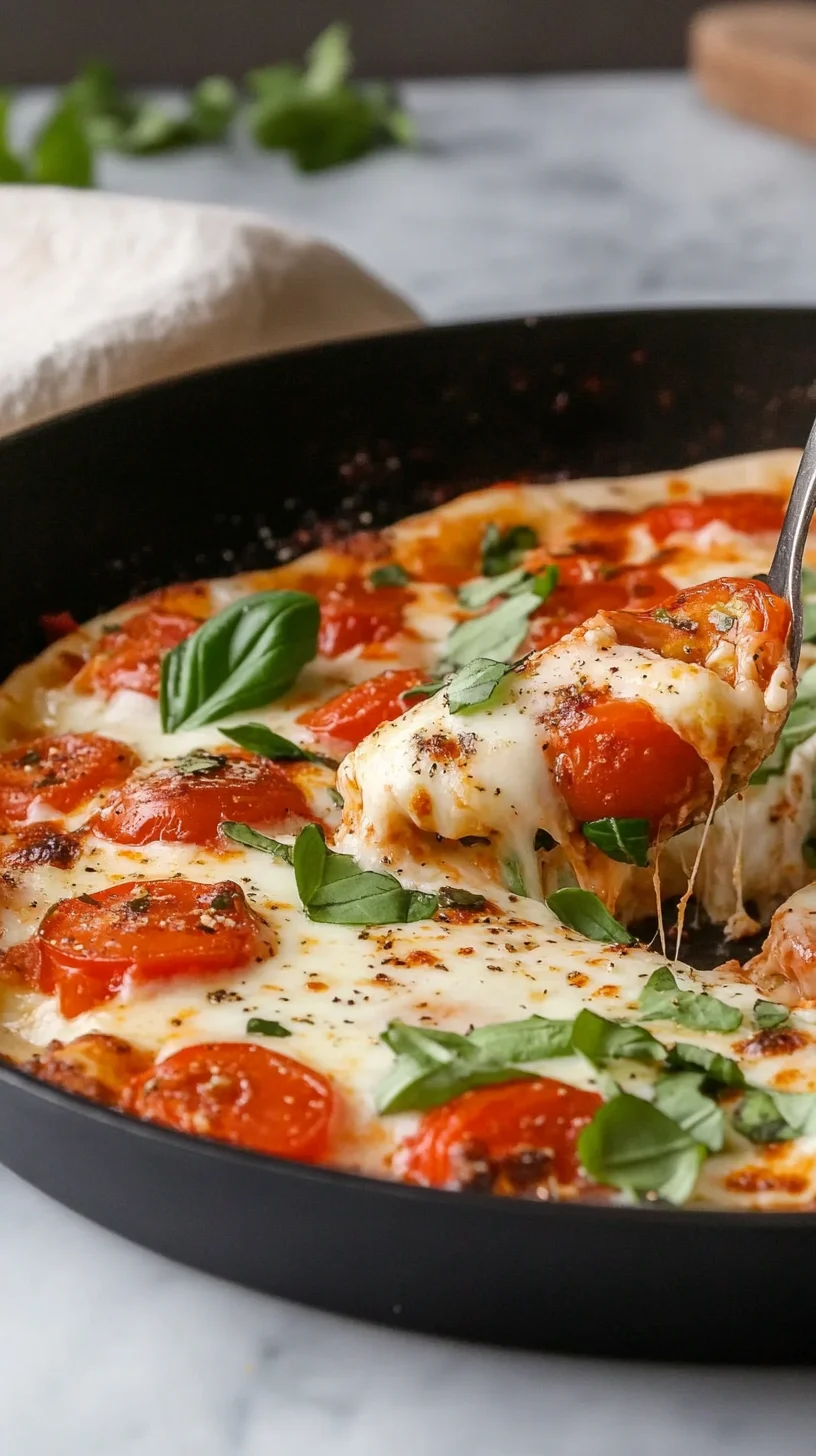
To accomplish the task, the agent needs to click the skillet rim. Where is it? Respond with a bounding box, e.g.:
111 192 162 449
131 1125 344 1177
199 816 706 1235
1 303 815 1230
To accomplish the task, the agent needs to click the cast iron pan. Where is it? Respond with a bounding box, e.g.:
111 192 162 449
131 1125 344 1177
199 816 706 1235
1 309 814 1362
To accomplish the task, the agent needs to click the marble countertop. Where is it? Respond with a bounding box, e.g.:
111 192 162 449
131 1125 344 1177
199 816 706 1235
7 73 816 1455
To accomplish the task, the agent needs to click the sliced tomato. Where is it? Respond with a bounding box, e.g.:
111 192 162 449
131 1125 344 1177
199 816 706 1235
640 491 785 543
78 610 201 698
403 1078 602 1193
0 733 138 825
89 750 315 847
32 879 264 1018
318 581 409 657
122 1042 334 1161
548 697 711 830
299 668 425 747
606 577 791 689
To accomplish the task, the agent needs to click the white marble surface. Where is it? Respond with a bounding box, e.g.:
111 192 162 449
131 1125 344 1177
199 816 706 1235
7 73 816 1454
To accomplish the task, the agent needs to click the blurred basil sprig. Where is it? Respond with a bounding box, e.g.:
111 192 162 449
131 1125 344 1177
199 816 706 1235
0 24 415 189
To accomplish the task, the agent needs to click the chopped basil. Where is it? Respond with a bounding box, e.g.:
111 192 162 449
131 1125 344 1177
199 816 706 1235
751 663 816 784
446 658 513 714
502 858 527 897
327 785 345 808
653 606 696 631
171 750 229 777
457 566 529 611
577 1093 705 1204
370 563 410 588
709 608 737 632
160 590 319 732
481 522 538 576
572 1008 665 1065
443 588 543 668
534 828 557 852
545 887 634 945
732 1087 816 1143
665 1041 745 1088
437 886 487 910
246 1017 292 1038
652 1071 725 1152
400 679 446 702
529 564 559 602
375 1014 572 1114
220 821 294 863
220 721 338 768
753 998 790 1031
638 966 742 1033
581 816 650 868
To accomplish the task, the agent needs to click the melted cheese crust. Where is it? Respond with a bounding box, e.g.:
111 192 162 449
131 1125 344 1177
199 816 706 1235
2 448 816 1209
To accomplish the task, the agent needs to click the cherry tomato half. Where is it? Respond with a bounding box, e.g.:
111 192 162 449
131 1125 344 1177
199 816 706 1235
299 668 425 748
317 581 409 657
0 733 137 825
79 610 201 698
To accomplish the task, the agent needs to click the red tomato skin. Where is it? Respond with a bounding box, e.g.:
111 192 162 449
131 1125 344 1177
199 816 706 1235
526 560 676 652
299 668 425 747
122 1042 334 1161
33 879 264 1018
548 697 710 830
79 610 201 698
88 751 316 847
318 582 409 657
641 491 785 542
403 1078 602 1193
0 733 138 826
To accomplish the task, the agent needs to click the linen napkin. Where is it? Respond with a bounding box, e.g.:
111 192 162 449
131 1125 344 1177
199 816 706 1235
0 187 420 439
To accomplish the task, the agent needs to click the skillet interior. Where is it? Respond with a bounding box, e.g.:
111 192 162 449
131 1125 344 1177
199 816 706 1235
2 308 816 1360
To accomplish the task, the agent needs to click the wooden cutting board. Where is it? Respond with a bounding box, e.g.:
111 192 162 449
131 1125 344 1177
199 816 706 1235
690 3 816 144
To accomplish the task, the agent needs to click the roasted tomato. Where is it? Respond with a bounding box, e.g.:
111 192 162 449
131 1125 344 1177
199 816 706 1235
88 750 316 847
526 558 676 651
23 879 265 1018
548 696 711 831
123 1042 334 1161
1 821 81 869
78 610 201 698
299 668 425 748
0 733 137 825
639 491 785 543
317 580 410 657
403 1078 602 1195
24 1033 152 1105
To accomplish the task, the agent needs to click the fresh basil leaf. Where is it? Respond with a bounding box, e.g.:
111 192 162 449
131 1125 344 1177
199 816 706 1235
30 99 93 187
652 1072 725 1152
220 820 294 863
220 721 337 768
534 828 557 852
370 563 410 589
289 824 438 926
0 92 26 181
437 887 487 910
400 679 446 702
578 1093 705 1204
581 817 650 868
665 1041 745 1088
753 998 790 1030
546 888 634 945
246 1017 291 1038
751 663 816 783
327 786 344 809
572 1008 665 1065
467 1015 575 1062
638 967 742 1033
481 522 538 576
457 567 529 611
446 658 512 714
502 858 527 897
382 1021 467 1059
160 590 319 732
733 1086 816 1143
172 751 229 777
443 589 542 669
304 19 353 92
189 76 238 142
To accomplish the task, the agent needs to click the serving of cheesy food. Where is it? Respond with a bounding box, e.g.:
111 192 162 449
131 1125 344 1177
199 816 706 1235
3 447 816 1210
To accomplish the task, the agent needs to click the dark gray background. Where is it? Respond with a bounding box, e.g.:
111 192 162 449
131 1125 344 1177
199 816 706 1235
0 0 750 81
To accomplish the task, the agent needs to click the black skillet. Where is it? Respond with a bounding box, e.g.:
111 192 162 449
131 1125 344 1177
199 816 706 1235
0 309 814 1363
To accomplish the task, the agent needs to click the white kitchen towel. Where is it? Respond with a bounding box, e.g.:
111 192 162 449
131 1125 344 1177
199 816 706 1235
0 187 420 439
